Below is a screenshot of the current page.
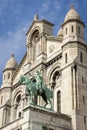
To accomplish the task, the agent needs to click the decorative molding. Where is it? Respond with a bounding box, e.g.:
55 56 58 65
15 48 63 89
46 53 62 67
62 19 85 28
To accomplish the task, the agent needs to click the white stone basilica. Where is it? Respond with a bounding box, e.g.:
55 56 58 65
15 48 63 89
0 5 87 130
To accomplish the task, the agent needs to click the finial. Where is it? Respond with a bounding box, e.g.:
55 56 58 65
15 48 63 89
70 3 74 9
34 14 39 21
11 54 14 57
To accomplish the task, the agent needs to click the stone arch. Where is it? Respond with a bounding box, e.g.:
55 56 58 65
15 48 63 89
47 63 61 88
28 27 41 62
28 26 41 43
53 86 62 112
57 90 61 112
11 89 22 120
30 29 40 42
12 90 22 104
15 94 22 119
14 93 21 106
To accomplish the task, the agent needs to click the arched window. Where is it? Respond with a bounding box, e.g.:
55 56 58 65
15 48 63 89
1 96 3 105
17 128 22 130
84 116 86 124
18 112 22 118
71 25 74 33
57 91 61 112
52 71 61 88
82 77 84 84
80 52 83 63
8 73 10 79
33 31 39 43
78 26 81 34
31 30 40 61
65 53 68 63
16 94 21 103
15 94 22 119
65 27 67 35
83 96 85 104
2 106 11 126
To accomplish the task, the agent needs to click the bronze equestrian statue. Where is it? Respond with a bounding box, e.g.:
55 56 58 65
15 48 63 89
18 71 53 110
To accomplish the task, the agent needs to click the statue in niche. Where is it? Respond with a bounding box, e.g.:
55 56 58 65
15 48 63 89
37 42 41 55
53 71 61 87
32 31 40 60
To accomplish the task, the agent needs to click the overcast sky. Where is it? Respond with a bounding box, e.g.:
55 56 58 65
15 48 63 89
0 0 87 85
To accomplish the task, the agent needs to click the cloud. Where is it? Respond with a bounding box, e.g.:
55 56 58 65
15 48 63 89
40 1 50 13
0 0 9 15
0 0 21 18
0 19 32 85
53 1 61 10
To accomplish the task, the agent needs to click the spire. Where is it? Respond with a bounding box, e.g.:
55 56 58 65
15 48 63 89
64 4 81 22
11 54 14 57
34 14 39 21
4 54 18 70
70 3 74 9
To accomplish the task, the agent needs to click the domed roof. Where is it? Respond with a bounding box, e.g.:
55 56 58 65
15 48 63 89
64 4 81 22
5 54 18 69
57 27 63 37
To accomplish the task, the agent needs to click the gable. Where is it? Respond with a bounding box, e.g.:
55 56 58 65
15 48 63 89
12 52 27 85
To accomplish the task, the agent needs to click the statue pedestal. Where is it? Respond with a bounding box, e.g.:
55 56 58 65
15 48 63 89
22 105 72 130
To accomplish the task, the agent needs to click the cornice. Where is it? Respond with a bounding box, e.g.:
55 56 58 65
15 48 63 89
26 19 54 35
46 35 63 42
0 87 11 92
46 53 62 67
62 41 87 49
62 19 85 28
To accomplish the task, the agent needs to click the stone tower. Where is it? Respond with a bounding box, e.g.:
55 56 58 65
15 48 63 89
2 54 18 88
61 4 87 130
0 54 18 127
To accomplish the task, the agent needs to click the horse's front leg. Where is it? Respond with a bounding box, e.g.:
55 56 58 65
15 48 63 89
48 99 53 110
29 92 34 105
44 101 48 108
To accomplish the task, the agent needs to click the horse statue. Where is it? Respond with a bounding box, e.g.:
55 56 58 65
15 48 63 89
18 74 53 109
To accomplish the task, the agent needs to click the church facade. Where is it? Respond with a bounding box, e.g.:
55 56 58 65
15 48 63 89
0 5 87 130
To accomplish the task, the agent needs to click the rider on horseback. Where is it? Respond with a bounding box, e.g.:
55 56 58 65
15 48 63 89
29 70 45 94
19 72 53 109
35 71 45 94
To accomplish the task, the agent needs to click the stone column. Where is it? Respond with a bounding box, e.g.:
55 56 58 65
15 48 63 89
40 34 47 54
72 65 78 110
26 42 32 64
73 65 77 109
71 66 74 109
2 108 7 126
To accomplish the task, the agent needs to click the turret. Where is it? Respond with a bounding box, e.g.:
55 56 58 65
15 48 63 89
62 4 85 45
57 26 63 38
1 54 18 88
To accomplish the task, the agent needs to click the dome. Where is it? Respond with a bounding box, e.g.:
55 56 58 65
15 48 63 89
64 4 81 22
5 54 18 69
57 28 63 37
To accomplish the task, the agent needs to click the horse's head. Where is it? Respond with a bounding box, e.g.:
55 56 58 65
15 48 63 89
18 75 25 85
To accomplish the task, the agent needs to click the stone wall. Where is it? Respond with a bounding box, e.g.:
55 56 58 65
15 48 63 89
22 105 72 130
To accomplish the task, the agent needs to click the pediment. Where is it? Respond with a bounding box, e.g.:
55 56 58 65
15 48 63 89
12 52 28 85
26 19 54 45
